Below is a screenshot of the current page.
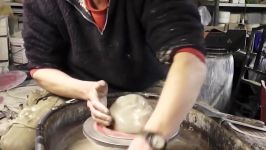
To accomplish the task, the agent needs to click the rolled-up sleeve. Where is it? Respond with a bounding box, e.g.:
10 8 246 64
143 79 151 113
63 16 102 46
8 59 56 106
141 0 206 64
23 0 68 70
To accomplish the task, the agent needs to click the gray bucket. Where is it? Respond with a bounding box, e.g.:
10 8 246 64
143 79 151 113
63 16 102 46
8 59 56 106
198 49 234 112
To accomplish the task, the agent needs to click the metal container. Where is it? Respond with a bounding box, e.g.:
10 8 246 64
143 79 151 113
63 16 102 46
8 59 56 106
198 49 234 112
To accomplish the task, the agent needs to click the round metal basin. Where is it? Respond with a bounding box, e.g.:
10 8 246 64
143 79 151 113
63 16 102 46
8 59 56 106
35 92 251 150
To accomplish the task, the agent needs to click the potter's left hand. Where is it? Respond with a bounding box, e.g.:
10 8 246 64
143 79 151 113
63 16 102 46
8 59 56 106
87 80 112 126
128 136 153 150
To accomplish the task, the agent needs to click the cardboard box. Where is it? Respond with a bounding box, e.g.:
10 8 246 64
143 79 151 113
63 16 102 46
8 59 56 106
0 16 8 36
0 37 8 61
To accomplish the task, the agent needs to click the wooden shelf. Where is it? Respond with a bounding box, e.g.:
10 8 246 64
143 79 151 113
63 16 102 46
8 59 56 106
219 3 266 8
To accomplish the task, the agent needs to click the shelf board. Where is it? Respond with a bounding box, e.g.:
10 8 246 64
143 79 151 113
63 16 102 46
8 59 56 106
241 78 261 87
202 1 216 6
219 3 266 8
12 9 23 14
6 2 23 14
7 2 23 7
244 66 266 75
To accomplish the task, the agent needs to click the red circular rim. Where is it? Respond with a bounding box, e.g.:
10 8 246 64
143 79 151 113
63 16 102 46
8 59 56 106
94 123 136 140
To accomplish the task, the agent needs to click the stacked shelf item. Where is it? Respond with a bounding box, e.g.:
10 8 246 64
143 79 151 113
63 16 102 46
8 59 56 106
219 3 266 8
7 2 23 30
200 0 220 25
8 2 23 14
0 16 9 72
9 33 27 65
5 2 27 66
218 2 266 30
201 0 266 27
231 26 266 119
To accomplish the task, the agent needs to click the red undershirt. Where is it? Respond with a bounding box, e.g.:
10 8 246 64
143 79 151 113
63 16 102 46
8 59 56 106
85 0 108 31
30 0 205 76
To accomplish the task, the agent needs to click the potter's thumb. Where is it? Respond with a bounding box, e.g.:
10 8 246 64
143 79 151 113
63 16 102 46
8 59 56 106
95 80 108 95
96 80 107 88
91 98 109 114
89 89 100 101
89 91 109 114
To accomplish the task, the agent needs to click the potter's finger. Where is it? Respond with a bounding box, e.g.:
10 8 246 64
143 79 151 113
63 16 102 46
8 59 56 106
87 100 93 109
91 99 109 114
88 102 112 124
91 114 111 126
92 107 112 122
88 101 112 122
89 88 109 114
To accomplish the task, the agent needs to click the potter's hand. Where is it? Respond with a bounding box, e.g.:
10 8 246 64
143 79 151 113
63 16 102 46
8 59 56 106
128 137 153 150
87 80 112 126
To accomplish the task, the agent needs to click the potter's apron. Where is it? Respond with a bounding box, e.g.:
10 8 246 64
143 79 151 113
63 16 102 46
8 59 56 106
0 90 65 150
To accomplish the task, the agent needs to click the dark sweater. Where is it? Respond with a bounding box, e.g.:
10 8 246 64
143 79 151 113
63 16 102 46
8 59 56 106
23 0 205 91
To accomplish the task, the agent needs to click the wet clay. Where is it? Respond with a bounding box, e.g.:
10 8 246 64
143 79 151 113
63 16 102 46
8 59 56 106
64 123 210 150
110 94 153 134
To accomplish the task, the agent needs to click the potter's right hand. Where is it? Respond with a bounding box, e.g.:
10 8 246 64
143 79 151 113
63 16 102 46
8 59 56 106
87 80 112 126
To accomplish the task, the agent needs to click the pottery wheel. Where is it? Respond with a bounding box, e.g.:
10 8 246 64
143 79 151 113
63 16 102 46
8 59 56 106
83 117 135 149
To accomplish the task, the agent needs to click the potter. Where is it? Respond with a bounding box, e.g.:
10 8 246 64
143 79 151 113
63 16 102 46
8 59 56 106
19 0 207 149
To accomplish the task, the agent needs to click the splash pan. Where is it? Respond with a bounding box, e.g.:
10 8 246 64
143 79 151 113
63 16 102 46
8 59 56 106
36 92 251 150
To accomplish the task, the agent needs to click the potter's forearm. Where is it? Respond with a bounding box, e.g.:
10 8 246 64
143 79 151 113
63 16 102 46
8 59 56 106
32 69 93 100
144 52 207 138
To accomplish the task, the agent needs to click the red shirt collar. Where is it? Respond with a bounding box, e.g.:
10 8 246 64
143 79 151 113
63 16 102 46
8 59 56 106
84 0 109 12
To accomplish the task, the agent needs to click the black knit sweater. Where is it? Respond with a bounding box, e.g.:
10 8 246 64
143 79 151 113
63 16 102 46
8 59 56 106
23 0 205 90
